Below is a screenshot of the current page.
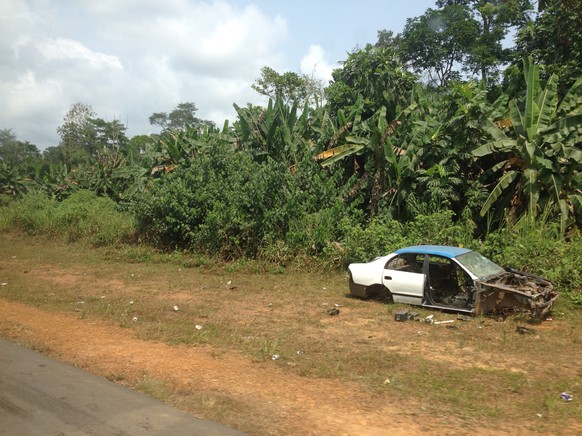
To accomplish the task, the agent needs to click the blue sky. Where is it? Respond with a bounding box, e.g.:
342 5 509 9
1 0 436 149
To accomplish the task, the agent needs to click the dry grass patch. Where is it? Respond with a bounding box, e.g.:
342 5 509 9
1 232 581 434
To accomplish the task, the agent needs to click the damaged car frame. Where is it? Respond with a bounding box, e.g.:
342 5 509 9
348 245 558 318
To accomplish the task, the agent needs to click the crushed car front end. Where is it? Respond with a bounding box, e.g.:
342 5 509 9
473 269 559 318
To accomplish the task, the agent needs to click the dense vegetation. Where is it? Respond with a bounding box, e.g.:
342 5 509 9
1 1 580 295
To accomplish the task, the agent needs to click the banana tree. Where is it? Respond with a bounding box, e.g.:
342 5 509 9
233 97 314 165
474 57 582 231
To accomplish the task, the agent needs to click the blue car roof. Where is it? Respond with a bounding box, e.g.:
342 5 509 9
395 245 471 259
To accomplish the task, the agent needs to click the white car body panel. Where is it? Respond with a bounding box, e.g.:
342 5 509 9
381 269 425 305
348 255 393 287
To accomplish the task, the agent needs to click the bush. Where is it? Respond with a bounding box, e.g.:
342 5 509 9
336 216 408 265
404 210 474 248
0 191 55 235
0 190 136 246
479 214 582 293
135 144 294 257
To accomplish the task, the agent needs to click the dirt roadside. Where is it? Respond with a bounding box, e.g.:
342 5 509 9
0 298 511 436
0 299 424 435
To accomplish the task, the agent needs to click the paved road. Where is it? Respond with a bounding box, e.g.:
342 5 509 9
0 339 244 435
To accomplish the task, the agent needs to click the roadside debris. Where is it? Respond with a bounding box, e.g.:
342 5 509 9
560 392 573 402
516 325 536 335
328 308 340 316
394 310 409 321
173 305 179 312
0 282 7 286
132 316 138 322
195 324 203 330
271 354 280 361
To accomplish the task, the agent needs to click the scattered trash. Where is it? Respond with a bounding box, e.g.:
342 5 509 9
173 305 179 312
0 283 7 286
267 302 273 307
536 413 543 418
433 320 455 325
516 326 535 335
271 354 280 361
457 315 471 322
195 325 203 330
327 307 340 316
334 303 343 307
296 350 304 355
560 392 573 402
129 301 134 305
132 316 138 322
100 295 106 299
227 280 232 285
395 310 409 322
383 378 391 385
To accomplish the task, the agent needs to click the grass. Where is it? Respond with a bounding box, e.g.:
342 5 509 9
1 231 581 432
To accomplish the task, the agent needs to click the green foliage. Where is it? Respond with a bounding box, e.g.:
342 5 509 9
135 143 294 257
335 210 474 266
51 190 137 245
401 4 478 86
475 58 582 230
404 210 475 247
479 212 582 293
337 216 408 265
515 0 582 95
0 190 136 246
326 44 416 121
252 66 323 106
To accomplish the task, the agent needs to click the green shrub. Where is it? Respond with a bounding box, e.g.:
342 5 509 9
479 214 582 293
337 216 408 265
404 210 474 248
0 191 55 235
135 144 294 257
0 190 136 246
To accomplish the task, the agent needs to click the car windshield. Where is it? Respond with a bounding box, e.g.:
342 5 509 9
455 251 505 279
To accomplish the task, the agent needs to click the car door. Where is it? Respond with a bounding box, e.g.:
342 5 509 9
381 253 426 305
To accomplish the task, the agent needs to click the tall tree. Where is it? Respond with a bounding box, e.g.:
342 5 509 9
149 102 213 132
401 1 533 86
515 0 582 95
326 44 416 121
57 102 97 165
252 66 323 106
400 5 478 87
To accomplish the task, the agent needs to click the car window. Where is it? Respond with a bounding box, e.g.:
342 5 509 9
455 251 505 279
385 254 423 273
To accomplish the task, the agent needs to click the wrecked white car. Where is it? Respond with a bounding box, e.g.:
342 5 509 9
348 245 558 318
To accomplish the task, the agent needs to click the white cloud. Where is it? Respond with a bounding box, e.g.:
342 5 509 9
300 45 337 84
38 38 122 70
0 0 289 148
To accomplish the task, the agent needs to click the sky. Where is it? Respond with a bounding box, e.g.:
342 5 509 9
1 0 436 150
